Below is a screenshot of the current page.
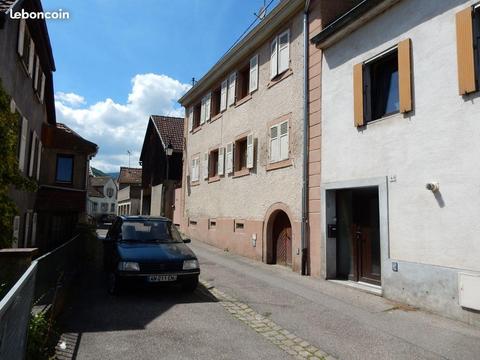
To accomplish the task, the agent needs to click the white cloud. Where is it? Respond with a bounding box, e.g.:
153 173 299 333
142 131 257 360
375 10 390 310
55 92 86 107
55 73 190 173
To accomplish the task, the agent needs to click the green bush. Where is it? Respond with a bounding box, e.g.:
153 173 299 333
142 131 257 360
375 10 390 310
26 311 57 360
0 80 37 249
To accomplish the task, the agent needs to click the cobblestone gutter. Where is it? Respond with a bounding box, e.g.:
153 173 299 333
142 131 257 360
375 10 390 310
201 279 336 360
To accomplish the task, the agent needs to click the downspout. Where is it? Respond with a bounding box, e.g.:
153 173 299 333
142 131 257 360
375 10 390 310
301 0 311 276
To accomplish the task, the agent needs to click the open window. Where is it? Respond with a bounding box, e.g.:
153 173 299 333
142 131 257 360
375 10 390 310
234 134 254 175
211 86 221 118
236 64 250 102
353 39 412 126
365 49 399 121
270 29 290 79
192 103 201 130
209 149 219 179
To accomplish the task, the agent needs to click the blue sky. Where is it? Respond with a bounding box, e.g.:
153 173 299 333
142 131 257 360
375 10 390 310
42 0 279 172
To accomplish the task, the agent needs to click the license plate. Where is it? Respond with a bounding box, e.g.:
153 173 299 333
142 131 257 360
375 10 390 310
148 275 177 282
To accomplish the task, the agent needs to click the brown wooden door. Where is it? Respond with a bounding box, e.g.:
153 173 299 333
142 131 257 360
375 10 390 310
276 227 292 266
355 225 381 285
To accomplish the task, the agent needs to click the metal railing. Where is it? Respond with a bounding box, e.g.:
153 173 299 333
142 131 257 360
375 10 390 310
0 234 84 360
0 263 37 360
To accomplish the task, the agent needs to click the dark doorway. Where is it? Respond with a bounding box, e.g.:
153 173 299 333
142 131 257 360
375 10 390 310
336 187 381 285
271 211 292 267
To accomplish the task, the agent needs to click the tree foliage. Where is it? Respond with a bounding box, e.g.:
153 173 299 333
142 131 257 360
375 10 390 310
0 80 37 248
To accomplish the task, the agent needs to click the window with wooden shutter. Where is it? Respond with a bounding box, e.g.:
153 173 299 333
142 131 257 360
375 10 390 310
220 79 228 111
19 117 28 171
249 54 258 93
226 142 233 174
13 216 20 243
398 38 412 113
28 40 35 76
205 92 211 121
456 6 477 95
218 147 225 175
279 121 289 161
31 213 37 246
270 37 278 79
40 73 45 103
188 107 193 132
24 212 31 246
28 132 36 177
353 63 365 127
18 19 25 56
200 97 206 124
270 125 280 163
203 153 209 180
34 56 40 91
278 30 290 74
246 134 254 168
228 72 236 106
36 141 42 180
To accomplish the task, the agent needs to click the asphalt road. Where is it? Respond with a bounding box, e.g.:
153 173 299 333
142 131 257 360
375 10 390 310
57 237 480 360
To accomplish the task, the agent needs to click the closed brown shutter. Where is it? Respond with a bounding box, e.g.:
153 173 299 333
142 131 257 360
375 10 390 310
353 63 364 127
398 38 412 113
456 7 476 95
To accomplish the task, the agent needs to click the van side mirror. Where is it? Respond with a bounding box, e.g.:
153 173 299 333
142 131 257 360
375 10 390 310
183 238 191 244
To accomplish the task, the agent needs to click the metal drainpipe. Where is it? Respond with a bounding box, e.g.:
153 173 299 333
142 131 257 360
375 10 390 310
301 0 311 276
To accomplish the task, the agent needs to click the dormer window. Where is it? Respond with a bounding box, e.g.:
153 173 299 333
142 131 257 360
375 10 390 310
106 187 114 198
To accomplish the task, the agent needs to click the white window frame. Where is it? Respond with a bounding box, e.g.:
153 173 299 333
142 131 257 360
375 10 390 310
188 107 193 132
247 134 254 168
191 157 199 182
28 39 35 77
218 147 225 176
225 142 233 174
228 72 236 106
278 29 290 74
19 117 28 172
39 73 46 103
28 131 37 177
220 79 228 111
17 19 25 56
249 54 259 93
269 120 289 163
270 29 290 79
203 152 209 180
35 140 42 180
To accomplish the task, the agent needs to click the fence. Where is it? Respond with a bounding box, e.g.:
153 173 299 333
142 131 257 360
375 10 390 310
0 234 84 360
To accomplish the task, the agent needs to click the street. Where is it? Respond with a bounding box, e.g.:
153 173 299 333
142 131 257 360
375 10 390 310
56 238 480 360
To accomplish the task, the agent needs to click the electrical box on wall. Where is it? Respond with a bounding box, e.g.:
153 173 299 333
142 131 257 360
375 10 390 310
459 273 480 311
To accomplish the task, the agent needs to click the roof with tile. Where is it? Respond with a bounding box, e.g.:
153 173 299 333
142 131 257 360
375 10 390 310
0 0 18 12
150 115 184 152
118 167 142 185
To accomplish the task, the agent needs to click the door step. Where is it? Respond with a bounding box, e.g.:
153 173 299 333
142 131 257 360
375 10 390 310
328 279 382 296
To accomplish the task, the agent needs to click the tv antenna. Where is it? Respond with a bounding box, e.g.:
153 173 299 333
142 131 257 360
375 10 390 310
127 150 131 168
255 0 267 20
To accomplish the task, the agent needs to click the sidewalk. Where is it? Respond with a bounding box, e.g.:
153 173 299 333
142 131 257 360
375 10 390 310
190 239 480 360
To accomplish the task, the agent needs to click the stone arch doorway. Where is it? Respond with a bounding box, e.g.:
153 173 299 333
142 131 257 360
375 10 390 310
266 210 292 267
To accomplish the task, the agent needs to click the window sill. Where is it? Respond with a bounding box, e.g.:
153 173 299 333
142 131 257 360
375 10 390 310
267 69 293 89
210 113 222 123
191 125 202 134
208 176 220 183
364 111 401 126
191 180 200 187
234 94 252 108
233 168 250 178
266 158 292 171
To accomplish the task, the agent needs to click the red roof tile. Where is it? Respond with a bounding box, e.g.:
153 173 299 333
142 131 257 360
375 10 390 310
118 167 142 185
151 115 184 152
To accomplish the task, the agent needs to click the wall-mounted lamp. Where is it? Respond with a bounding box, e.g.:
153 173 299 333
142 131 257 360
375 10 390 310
426 182 439 192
